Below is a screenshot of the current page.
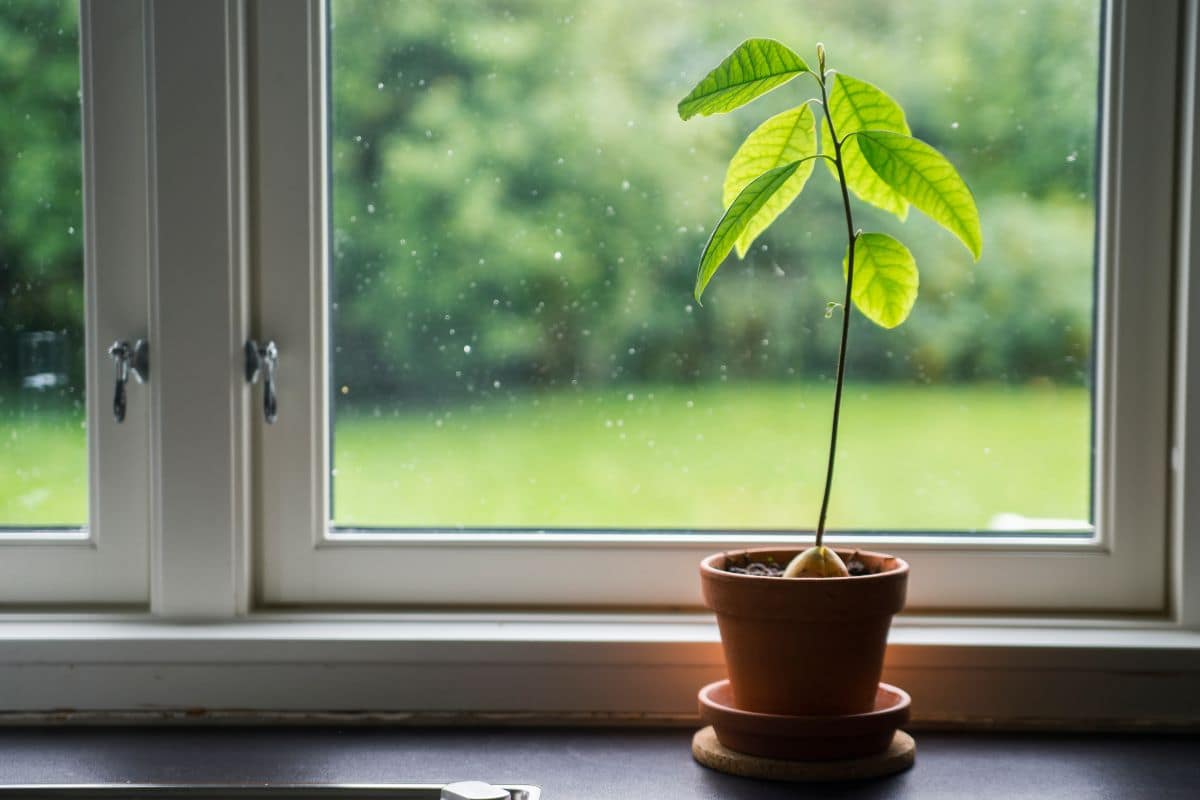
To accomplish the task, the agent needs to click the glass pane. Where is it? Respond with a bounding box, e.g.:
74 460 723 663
328 0 1099 532
0 0 87 528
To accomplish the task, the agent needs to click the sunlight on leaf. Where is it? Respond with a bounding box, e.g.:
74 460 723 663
856 131 983 259
677 39 810 120
822 73 910 219
696 161 803 302
844 232 919 328
723 104 818 257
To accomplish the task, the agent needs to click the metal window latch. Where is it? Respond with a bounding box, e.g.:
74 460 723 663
107 339 149 423
244 339 279 424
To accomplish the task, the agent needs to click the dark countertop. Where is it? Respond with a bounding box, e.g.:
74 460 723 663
0 726 1198 799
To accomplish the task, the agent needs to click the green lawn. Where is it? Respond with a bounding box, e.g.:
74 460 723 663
1 383 1090 531
0 404 88 527
331 382 1091 531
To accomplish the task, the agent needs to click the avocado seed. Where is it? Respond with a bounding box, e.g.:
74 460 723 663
783 545 850 578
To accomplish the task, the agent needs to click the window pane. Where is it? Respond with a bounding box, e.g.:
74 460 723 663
0 0 86 528
328 0 1099 532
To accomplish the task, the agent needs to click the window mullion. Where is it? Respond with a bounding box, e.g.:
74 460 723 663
146 0 250 617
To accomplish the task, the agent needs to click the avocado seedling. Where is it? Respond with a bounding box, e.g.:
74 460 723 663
678 40 982 577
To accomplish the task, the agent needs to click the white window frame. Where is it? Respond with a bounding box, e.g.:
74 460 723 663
141 0 251 618
0 0 253 613
1 0 1199 726
0 1 152 606
253 0 1177 612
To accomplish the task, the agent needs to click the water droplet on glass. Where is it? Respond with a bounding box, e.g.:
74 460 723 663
463 345 472 353
553 251 562 261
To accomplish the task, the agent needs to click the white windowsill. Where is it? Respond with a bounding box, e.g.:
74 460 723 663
1 613 1197 729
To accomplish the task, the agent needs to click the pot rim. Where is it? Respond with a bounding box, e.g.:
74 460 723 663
698 678 911 726
701 546 909 584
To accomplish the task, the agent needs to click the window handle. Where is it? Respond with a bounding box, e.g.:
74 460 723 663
106 339 149 423
244 339 279 424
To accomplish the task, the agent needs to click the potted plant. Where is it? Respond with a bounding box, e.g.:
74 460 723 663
677 39 981 759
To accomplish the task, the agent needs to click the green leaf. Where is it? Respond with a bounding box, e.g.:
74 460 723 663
695 161 803 302
677 39 810 120
856 131 983 259
844 232 919 329
822 73 910 219
723 104 818 258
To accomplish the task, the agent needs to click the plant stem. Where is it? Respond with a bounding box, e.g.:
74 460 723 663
814 69 858 550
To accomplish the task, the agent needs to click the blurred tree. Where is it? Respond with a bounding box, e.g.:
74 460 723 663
0 0 82 397
329 0 1101 405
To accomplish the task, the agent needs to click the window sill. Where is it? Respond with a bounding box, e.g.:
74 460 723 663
1 612 1198 728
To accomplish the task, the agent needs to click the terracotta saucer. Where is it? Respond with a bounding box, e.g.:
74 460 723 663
697 679 911 761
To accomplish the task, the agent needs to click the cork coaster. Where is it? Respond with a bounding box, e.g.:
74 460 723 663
692 726 915 782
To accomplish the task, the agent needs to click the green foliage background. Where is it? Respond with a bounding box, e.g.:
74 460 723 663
0 0 1099 399
328 0 1098 406
0 0 82 396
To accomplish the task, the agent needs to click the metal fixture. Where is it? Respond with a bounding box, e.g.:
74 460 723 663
244 339 279 424
106 339 149 423
442 782 515 800
0 783 540 798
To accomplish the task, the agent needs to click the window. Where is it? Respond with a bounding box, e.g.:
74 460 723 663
0 0 150 605
0 0 1195 724
0 0 1187 616
326 1 1099 534
252 0 1175 611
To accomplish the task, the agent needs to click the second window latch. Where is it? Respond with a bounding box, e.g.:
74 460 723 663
245 339 279 424
107 339 149 423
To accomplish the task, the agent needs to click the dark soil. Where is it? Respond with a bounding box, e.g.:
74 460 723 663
723 550 880 577
725 557 786 577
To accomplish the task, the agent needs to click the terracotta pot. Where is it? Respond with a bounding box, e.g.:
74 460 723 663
700 547 908 716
